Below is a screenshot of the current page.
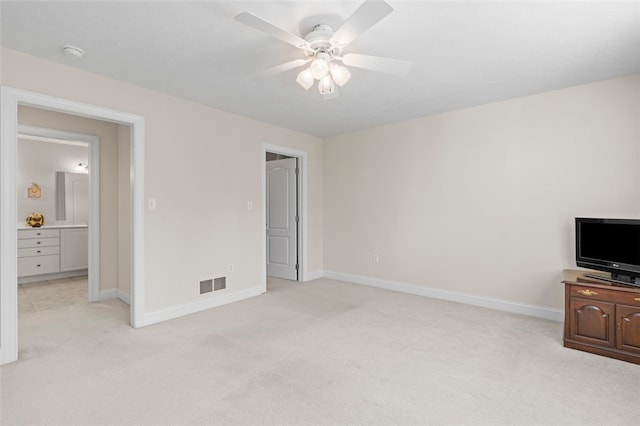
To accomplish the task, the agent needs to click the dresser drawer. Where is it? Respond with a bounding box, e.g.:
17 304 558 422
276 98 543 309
568 284 640 307
18 246 60 258
18 255 60 276
18 237 60 249
18 228 59 239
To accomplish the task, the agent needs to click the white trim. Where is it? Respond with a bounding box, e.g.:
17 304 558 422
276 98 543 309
0 86 145 365
1 88 19 365
17 125 100 303
262 144 309 287
18 269 87 284
303 271 324 282
117 289 131 305
129 123 145 328
323 270 564 322
98 289 119 301
17 133 89 147
141 285 264 326
98 289 130 305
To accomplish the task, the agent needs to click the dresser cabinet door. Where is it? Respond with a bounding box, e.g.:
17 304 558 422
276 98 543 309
568 297 615 347
616 304 640 355
60 228 88 271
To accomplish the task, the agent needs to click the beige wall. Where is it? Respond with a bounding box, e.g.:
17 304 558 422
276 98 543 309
5 46 638 317
324 74 640 310
2 47 323 312
17 138 88 221
18 106 122 292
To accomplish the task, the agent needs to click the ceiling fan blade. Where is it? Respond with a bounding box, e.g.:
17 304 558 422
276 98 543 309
331 0 393 47
256 59 310 77
341 53 412 76
235 12 308 49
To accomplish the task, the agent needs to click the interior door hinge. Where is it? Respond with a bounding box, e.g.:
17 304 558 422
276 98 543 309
295 264 299 270
295 167 299 175
295 215 299 222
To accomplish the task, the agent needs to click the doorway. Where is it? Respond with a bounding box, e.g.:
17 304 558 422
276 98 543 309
266 153 298 280
16 125 99 303
261 144 308 288
0 87 146 365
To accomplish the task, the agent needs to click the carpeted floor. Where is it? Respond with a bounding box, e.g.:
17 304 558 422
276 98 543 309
1 277 639 425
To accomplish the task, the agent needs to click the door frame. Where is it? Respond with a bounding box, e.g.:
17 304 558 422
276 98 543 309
1 86 146 365
261 144 307 289
17 125 101 302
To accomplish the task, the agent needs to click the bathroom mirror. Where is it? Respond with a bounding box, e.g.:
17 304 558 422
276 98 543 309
56 171 89 222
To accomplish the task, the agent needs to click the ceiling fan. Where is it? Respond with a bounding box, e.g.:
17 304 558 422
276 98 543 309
234 0 412 97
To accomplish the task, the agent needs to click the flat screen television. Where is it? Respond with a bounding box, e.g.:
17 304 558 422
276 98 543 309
575 217 640 288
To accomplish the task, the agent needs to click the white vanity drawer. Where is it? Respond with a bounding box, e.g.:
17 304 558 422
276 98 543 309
18 246 60 258
18 255 60 276
18 228 59 239
18 238 60 249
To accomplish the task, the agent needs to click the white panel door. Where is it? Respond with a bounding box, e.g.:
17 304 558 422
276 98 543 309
266 158 297 280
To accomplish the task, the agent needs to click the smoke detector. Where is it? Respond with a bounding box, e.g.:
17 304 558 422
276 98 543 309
62 45 85 59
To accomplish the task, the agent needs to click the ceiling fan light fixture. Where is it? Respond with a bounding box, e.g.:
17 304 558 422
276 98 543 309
235 0 413 99
330 63 351 87
310 52 331 80
318 75 335 95
296 68 314 90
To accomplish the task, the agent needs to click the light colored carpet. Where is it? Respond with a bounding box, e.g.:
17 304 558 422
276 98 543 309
1 277 639 425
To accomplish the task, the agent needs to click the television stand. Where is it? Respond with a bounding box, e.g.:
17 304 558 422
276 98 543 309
583 273 640 288
562 270 640 364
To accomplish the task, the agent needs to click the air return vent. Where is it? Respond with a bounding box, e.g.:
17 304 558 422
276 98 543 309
199 279 213 294
214 277 226 291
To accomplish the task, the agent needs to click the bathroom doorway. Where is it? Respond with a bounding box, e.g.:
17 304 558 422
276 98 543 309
17 124 97 302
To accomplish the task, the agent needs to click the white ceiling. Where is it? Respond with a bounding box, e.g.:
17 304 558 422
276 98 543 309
2 1 639 137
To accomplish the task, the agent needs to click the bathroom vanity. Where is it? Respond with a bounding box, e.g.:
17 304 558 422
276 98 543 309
18 224 88 283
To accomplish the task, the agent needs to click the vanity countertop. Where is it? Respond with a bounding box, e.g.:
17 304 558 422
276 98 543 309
17 223 88 230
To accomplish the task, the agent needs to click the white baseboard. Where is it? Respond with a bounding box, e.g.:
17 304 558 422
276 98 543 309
117 289 130 305
98 289 118 301
18 269 88 284
141 285 264 327
323 270 564 322
97 289 130 305
304 270 324 282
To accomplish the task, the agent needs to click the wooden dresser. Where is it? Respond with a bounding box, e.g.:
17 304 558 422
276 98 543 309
563 270 640 364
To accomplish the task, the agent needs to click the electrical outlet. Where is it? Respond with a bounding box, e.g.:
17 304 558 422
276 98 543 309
228 264 234 273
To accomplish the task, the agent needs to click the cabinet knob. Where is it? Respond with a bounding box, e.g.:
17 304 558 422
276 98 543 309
36 264 41 267
577 289 598 296
36 242 41 245
36 250 41 253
